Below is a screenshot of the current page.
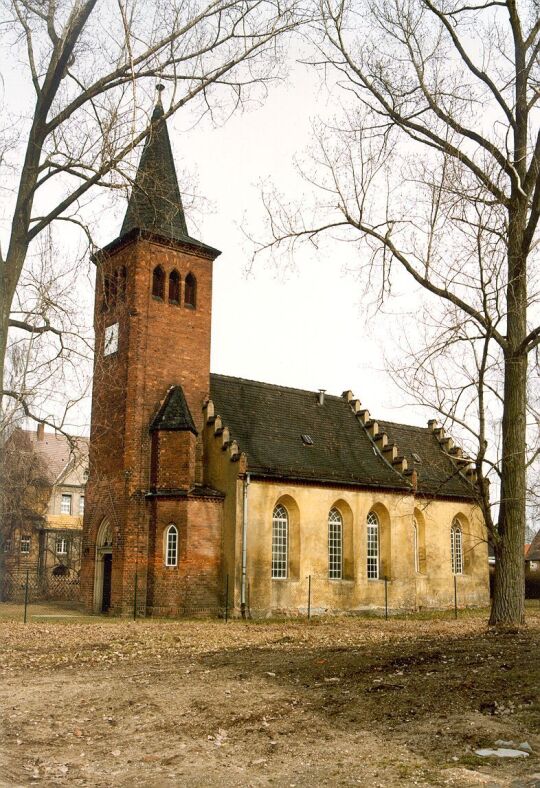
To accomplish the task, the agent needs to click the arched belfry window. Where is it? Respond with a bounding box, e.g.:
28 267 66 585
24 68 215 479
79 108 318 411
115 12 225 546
165 524 178 567
169 270 180 304
272 504 288 579
118 266 127 301
367 511 379 579
451 519 463 574
184 272 197 308
328 508 343 579
152 265 165 299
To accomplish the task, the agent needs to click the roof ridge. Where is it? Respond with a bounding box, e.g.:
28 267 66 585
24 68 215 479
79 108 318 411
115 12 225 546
210 373 347 402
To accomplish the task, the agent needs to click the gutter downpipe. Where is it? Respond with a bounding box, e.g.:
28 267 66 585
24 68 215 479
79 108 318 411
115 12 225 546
240 472 250 618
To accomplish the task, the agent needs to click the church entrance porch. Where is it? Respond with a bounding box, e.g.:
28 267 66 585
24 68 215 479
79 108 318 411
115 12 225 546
93 519 114 613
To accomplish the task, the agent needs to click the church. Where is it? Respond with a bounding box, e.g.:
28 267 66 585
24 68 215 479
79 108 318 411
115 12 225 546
80 90 489 617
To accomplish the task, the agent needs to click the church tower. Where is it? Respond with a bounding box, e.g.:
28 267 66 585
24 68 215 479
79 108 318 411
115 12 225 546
81 87 223 616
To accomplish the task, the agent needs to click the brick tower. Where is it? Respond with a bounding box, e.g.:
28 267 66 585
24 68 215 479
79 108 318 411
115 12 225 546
81 87 223 616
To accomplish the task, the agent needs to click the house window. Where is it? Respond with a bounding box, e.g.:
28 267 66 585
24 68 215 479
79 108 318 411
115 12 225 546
20 536 31 554
61 494 72 515
169 270 180 304
328 507 343 579
152 265 165 299
165 524 178 567
184 272 196 308
413 518 419 573
367 511 379 579
272 504 288 579
56 537 68 555
79 495 85 515
451 519 463 574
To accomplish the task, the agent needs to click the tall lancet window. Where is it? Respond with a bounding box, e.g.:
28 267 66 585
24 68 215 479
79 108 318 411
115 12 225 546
184 272 197 308
152 265 165 299
169 270 180 304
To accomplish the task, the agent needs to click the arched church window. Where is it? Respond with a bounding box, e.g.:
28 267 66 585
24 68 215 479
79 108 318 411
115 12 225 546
272 504 288 579
328 508 343 579
169 270 180 304
152 265 165 299
413 518 419 573
184 272 197 308
165 524 178 567
102 274 112 311
367 511 379 579
451 519 463 574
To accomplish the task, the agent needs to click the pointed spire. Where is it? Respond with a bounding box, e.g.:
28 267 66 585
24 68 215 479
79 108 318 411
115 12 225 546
121 84 189 241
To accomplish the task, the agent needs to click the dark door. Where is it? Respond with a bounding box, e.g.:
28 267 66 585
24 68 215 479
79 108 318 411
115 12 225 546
102 554 112 612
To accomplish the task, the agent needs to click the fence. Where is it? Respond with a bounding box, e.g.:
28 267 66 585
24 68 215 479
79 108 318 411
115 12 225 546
2 570 80 603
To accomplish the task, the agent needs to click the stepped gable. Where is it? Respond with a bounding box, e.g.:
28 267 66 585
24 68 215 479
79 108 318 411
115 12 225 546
209 374 410 490
150 385 197 435
379 420 474 499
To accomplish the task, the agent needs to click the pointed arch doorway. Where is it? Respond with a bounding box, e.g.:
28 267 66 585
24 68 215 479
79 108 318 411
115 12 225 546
94 519 113 613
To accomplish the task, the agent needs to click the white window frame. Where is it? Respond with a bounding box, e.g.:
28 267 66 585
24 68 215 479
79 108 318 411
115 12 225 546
60 494 72 515
20 535 31 554
328 508 343 579
272 504 288 579
78 495 85 515
367 511 379 580
56 536 68 555
451 519 463 575
165 524 178 567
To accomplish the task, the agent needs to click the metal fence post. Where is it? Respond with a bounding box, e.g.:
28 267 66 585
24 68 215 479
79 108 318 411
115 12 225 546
307 575 311 620
454 575 458 619
23 570 29 624
225 575 229 624
384 575 388 620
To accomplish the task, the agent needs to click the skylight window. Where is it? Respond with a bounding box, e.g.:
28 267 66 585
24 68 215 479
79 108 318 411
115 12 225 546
412 452 422 463
301 434 313 446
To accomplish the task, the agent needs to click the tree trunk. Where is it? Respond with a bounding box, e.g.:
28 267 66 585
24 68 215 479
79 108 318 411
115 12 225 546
489 202 527 626
489 349 527 625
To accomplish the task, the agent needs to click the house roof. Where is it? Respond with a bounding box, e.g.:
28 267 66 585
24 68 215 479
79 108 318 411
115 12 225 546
150 385 197 435
209 374 475 497
527 530 540 561
22 429 89 486
119 89 217 256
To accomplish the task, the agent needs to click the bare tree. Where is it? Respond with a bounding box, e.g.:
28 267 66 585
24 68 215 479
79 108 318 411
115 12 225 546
256 0 540 625
0 0 309 427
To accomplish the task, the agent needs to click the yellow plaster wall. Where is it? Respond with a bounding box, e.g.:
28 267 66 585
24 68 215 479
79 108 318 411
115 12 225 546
243 480 489 615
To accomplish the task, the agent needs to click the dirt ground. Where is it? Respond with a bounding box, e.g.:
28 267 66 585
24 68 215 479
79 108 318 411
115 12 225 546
0 604 539 787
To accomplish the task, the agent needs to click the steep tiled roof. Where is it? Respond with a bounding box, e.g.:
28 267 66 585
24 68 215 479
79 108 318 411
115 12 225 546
120 92 214 253
527 530 540 561
150 386 197 434
210 375 406 489
209 375 475 498
380 421 474 498
22 430 88 485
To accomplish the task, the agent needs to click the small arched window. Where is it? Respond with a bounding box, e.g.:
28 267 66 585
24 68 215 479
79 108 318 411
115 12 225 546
118 266 127 301
165 524 178 567
272 504 288 579
451 519 463 574
328 508 343 579
184 272 197 308
367 511 379 579
152 265 165 299
169 270 180 304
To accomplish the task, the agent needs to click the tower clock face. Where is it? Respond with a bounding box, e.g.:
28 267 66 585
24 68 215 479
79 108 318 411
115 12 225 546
104 322 119 356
